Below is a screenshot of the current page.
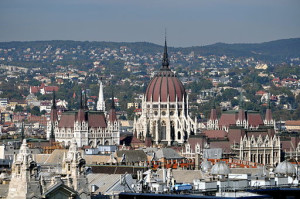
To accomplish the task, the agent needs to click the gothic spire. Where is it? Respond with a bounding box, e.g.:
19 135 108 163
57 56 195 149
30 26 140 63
52 91 56 109
161 34 169 69
50 121 55 141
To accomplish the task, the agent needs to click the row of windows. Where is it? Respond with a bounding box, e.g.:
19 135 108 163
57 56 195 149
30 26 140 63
149 104 179 109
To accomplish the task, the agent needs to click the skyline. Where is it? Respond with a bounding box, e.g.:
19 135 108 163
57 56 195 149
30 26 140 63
0 0 299 47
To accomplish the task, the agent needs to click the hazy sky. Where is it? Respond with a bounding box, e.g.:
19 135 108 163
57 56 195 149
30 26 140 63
0 0 299 47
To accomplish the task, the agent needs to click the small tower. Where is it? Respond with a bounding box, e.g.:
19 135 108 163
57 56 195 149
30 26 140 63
107 92 120 145
236 91 247 128
207 102 218 130
97 80 106 112
264 95 275 127
108 92 117 123
74 90 88 147
7 139 41 198
62 138 90 199
47 91 58 140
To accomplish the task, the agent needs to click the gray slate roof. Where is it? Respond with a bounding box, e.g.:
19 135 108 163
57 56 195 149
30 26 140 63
116 150 147 163
155 148 183 160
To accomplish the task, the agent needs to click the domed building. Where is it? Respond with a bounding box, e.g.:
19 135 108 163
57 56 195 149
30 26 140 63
275 160 296 176
133 39 197 146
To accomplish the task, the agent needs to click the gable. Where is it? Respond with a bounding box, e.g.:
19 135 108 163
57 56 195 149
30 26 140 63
44 183 78 199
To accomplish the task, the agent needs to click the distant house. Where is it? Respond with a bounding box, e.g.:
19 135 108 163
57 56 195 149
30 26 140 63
30 83 58 95
285 120 300 132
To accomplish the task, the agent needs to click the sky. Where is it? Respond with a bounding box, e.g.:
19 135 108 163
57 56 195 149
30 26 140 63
0 0 299 47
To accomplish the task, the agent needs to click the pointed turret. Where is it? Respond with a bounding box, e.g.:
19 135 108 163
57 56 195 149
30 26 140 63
50 121 55 143
97 80 106 112
77 90 86 122
264 94 274 126
209 102 217 121
265 100 273 122
50 91 58 122
108 92 117 122
237 91 245 121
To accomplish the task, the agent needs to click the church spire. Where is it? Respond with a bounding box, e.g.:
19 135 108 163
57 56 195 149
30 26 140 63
50 121 55 142
161 33 169 69
97 79 105 112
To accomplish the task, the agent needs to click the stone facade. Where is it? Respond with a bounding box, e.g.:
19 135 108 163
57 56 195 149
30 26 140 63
47 84 120 148
133 40 197 146
7 139 42 199
7 139 91 198
239 135 281 166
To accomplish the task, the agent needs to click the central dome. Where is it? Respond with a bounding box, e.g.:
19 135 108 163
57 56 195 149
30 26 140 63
145 40 186 102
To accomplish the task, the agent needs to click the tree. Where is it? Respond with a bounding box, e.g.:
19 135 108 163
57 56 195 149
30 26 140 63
14 105 24 112
31 106 41 116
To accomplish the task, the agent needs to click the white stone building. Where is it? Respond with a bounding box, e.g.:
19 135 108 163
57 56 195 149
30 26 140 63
239 134 281 166
133 40 197 146
46 83 120 147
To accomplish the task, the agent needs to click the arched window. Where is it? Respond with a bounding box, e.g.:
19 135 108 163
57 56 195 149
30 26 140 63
178 131 181 140
161 121 166 140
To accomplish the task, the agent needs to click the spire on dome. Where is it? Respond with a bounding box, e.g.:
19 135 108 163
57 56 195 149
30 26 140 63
161 33 169 69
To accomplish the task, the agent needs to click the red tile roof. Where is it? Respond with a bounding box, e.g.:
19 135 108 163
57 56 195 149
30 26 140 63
248 113 264 127
219 113 237 127
30 86 39 93
285 120 300 126
88 112 107 128
58 114 76 128
203 130 227 139
44 86 59 92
